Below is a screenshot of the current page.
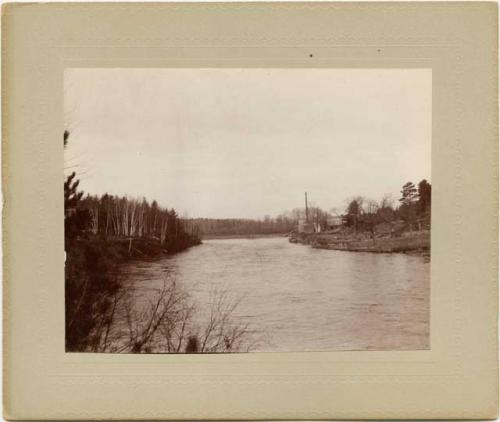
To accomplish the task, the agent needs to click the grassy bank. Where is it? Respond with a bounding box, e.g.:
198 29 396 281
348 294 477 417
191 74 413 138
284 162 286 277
290 230 430 256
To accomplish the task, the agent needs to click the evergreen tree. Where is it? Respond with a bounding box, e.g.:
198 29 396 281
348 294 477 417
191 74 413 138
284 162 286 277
399 181 418 228
64 132 90 244
417 179 431 214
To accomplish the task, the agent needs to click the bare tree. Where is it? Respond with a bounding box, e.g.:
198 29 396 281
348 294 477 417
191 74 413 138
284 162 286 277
364 199 379 215
379 193 394 210
89 278 254 354
198 286 250 353
122 280 188 352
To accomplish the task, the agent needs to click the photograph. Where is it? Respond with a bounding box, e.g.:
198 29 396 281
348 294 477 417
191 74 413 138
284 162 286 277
64 68 431 353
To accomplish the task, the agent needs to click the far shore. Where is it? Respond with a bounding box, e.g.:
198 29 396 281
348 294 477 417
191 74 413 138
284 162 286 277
289 230 430 256
202 233 288 240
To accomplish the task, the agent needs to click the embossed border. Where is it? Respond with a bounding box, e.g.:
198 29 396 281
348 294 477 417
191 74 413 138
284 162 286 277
3 3 498 419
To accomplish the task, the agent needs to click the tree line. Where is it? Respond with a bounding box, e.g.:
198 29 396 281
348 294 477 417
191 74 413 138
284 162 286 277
78 194 201 253
189 216 296 236
64 131 202 351
343 179 431 234
189 179 431 237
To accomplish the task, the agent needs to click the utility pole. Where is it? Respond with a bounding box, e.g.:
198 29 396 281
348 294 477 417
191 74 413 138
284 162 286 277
305 192 309 222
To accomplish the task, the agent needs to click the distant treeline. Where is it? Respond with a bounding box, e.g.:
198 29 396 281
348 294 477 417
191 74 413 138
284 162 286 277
189 179 431 237
342 179 431 233
188 216 296 237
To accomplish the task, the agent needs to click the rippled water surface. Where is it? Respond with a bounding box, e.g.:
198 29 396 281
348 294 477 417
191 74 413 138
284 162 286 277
122 237 430 352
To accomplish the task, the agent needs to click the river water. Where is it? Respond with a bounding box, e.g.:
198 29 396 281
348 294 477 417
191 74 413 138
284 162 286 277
120 237 430 352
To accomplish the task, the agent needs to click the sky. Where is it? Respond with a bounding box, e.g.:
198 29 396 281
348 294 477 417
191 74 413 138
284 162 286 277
64 68 431 219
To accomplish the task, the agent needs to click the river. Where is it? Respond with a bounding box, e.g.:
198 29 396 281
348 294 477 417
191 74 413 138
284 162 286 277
120 236 430 352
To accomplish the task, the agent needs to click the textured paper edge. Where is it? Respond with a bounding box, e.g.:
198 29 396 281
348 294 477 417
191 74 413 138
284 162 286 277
2 2 498 420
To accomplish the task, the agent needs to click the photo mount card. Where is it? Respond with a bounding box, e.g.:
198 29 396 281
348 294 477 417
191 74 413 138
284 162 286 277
2 2 498 420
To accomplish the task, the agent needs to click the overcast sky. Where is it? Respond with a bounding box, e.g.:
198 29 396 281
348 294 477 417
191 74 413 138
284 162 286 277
64 68 431 219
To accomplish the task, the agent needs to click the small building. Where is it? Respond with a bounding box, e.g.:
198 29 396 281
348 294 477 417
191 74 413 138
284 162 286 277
298 219 315 234
326 216 343 230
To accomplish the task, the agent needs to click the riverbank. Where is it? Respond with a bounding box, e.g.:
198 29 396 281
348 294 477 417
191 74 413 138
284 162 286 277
65 235 201 351
290 230 430 256
87 236 201 260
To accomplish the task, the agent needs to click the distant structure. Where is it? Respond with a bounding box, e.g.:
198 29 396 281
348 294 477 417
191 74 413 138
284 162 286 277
305 192 309 221
298 219 315 233
297 194 345 233
326 215 343 230
298 192 315 233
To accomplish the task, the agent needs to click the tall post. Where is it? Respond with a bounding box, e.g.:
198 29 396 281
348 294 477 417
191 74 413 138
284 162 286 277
305 192 309 222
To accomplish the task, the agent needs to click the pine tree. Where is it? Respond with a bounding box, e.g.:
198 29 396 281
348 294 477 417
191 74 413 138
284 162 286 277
399 182 418 228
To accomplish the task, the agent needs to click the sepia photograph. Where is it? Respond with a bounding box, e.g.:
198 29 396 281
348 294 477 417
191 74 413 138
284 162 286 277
4 1 499 418
64 68 431 353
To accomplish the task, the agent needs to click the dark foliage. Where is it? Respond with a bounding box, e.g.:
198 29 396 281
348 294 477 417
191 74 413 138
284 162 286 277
190 216 295 237
64 130 201 351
